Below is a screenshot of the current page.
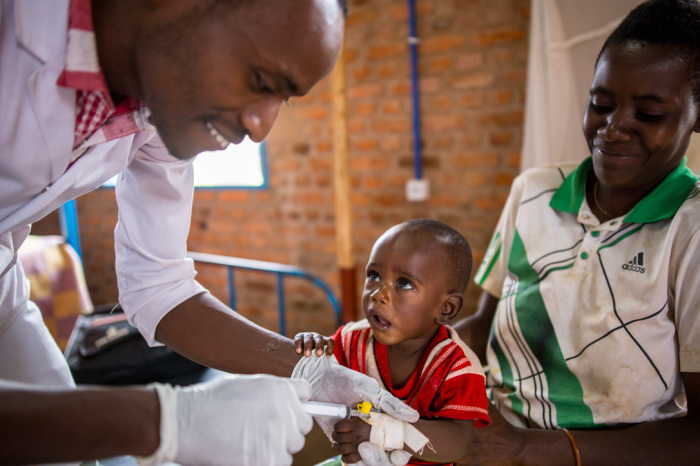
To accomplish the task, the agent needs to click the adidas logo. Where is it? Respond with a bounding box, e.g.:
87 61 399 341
622 252 646 274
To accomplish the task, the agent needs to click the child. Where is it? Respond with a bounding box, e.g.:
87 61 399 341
296 218 490 465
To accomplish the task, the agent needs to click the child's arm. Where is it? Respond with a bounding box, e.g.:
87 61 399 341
408 418 474 462
333 416 474 464
293 331 334 357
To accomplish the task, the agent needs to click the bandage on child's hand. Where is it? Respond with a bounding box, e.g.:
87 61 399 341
294 332 335 357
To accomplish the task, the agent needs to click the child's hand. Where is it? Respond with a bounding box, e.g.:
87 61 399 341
294 332 335 357
331 417 372 464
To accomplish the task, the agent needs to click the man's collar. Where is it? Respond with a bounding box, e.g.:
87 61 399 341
550 157 698 223
56 0 111 94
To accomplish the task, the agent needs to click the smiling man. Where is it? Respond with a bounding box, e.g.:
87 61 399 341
0 0 419 464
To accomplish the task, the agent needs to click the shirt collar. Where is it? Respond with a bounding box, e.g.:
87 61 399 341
56 0 112 95
550 157 698 223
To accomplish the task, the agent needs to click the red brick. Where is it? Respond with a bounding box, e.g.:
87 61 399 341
489 89 514 106
316 140 332 152
371 119 412 133
494 172 516 186
427 57 453 73
363 176 384 189
219 191 250 203
354 102 376 116
354 66 372 81
457 53 484 71
309 158 332 171
346 10 376 27
351 155 390 171
380 100 403 115
354 138 378 151
348 84 384 100
452 151 500 168
420 35 466 54
367 43 406 60
379 136 403 151
378 63 399 79
490 130 513 146
391 82 412 96
300 107 327 120
452 72 495 90
474 27 527 47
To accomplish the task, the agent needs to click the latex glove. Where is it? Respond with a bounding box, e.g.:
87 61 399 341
138 374 313 466
348 442 412 466
292 355 419 465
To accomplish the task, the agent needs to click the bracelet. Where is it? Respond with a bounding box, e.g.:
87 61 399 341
561 428 582 466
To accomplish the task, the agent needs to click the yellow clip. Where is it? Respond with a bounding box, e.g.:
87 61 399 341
356 401 373 414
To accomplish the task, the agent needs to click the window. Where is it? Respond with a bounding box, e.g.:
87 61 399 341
102 138 267 189
194 138 267 188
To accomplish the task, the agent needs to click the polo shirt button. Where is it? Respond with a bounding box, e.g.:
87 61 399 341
581 252 589 259
611 220 618 225
582 214 590 220
591 230 600 237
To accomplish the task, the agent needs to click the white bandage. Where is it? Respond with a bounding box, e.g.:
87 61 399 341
366 412 430 454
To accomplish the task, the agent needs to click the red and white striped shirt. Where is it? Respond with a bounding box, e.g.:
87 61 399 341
56 0 151 157
332 321 491 466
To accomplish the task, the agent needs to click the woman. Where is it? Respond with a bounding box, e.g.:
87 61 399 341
456 0 700 463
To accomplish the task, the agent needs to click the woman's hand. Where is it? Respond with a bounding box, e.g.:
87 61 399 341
456 401 525 466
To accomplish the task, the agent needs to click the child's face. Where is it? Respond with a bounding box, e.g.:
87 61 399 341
583 42 700 193
361 228 451 347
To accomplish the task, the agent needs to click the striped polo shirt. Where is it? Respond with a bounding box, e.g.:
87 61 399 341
475 157 700 430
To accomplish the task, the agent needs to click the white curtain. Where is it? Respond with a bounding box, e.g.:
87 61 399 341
521 0 700 172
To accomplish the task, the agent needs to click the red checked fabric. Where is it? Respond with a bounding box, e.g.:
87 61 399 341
56 0 146 153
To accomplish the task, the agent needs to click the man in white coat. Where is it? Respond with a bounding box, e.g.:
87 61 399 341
0 0 418 464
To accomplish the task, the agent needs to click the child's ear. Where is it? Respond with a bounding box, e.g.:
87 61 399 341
437 293 463 324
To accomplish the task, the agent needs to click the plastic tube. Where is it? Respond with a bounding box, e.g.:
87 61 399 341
303 401 351 419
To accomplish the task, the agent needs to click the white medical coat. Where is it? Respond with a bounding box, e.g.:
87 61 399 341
0 0 207 345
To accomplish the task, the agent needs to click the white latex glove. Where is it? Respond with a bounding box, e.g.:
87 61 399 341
292 355 419 466
138 374 313 466
348 442 412 466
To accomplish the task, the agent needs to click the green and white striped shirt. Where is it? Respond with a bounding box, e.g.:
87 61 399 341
476 157 700 429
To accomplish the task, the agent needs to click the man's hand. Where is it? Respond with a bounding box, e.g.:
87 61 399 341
292 355 419 465
139 374 313 466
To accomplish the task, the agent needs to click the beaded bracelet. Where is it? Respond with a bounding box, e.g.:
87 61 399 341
561 428 582 466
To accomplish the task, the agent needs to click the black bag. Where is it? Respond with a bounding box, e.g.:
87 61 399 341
65 304 207 386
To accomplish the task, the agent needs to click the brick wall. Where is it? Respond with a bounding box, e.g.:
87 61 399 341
65 0 530 338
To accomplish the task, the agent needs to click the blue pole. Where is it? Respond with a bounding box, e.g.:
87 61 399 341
58 200 83 260
408 0 422 180
277 273 286 336
228 267 237 309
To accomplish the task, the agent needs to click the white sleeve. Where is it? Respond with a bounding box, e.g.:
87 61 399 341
114 134 207 345
670 222 700 373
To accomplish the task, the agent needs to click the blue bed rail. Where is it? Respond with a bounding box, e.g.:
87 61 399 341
186 251 341 336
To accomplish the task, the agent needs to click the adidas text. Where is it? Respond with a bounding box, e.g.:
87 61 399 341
622 264 645 274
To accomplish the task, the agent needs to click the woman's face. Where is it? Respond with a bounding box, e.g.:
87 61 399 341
582 42 700 193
